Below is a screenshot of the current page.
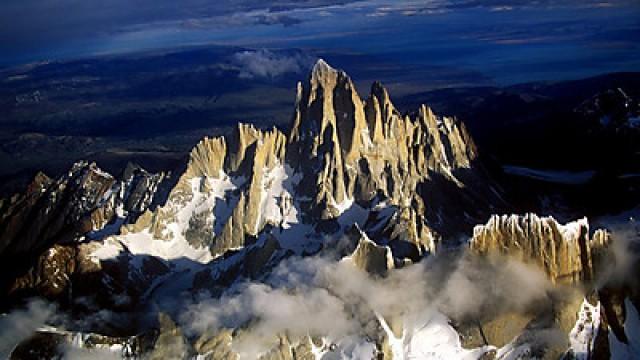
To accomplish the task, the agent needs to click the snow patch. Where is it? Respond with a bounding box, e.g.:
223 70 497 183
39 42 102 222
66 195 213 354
333 197 354 214
90 239 124 261
558 217 589 243
569 299 601 359
378 311 491 360
256 163 301 232
122 231 212 264
91 172 240 264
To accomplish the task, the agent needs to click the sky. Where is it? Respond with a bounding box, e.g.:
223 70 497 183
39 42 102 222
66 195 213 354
1 0 639 84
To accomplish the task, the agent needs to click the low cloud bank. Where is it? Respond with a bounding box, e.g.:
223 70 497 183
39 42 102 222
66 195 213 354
596 217 640 289
179 248 556 356
0 296 126 359
8 218 637 358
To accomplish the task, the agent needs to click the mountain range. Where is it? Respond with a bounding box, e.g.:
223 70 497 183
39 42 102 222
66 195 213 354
1 60 639 360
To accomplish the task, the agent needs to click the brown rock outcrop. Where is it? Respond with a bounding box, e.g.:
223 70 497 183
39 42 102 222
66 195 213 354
0 161 168 304
9 244 77 299
349 226 395 276
0 161 168 257
147 313 193 360
194 329 238 360
470 214 610 285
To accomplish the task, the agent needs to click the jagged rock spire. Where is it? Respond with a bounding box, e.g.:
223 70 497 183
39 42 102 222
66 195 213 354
470 214 611 284
289 58 368 159
120 59 500 261
286 59 493 229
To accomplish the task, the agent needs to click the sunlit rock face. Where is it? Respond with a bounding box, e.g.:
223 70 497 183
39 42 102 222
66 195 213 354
110 58 500 269
123 123 289 258
467 214 640 360
347 225 395 276
288 60 497 235
470 213 610 285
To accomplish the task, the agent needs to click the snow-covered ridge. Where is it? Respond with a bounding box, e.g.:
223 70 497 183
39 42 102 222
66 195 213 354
83 59 493 268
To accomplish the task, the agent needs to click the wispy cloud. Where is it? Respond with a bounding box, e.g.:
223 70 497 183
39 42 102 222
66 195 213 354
231 49 315 79
361 0 634 17
178 249 556 356
0 299 56 358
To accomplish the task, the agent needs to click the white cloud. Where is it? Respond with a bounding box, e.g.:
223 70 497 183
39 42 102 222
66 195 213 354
595 218 640 289
231 49 314 79
178 248 556 356
0 299 56 358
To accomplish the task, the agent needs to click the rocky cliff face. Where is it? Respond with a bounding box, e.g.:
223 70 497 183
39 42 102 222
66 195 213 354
470 214 610 285
468 214 638 359
0 161 170 304
105 60 501 272
123 123 289 259
2 60 638 360
288 60 494 234
0 161 168 257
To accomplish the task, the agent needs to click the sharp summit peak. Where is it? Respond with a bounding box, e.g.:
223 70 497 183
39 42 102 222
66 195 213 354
312 58 334 72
